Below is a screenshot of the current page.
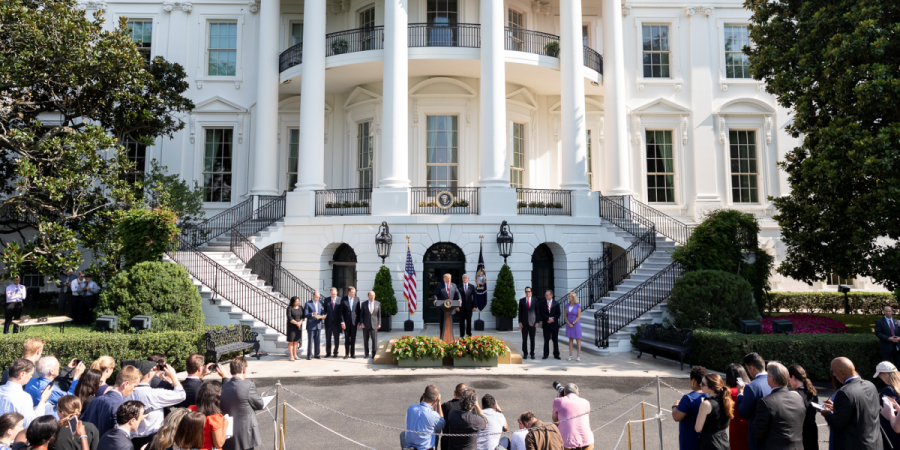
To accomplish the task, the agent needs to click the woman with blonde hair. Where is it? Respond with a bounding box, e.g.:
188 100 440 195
50 396 98 450
564 292 582 362
88 357 114 396
694 373 733 450
876 362 900 450
148 408 191 450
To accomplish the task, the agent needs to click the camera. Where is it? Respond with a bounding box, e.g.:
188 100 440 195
552 381 565 397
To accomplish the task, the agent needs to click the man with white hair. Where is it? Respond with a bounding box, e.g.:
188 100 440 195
24 356 85 406
552 383 593 450
751 362 805 450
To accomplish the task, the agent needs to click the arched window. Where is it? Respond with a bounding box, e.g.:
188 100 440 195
531 244 555 299
423 242 465 262
332 244 357 297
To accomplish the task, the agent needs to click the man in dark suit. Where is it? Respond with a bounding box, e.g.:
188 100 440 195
438 383 467 450
338 286 360 359
221 357 265 450
458 274 476 338
359 291 381 359
874 306 900 366
175 354 207 408
821 357 883 450
752 362 806 450
97 400 144 450
323 287 341 358
433 273 460 340
304 291 324 360
518 287 538 360
539 289 561 360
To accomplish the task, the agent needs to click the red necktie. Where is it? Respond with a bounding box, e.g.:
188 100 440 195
447 286 450 298
527 298 530 309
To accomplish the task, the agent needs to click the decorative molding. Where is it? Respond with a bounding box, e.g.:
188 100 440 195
531 1 551 15
237 114 244 144
465 99 471 127
684 6 698 16
720 83 728 92
196 81 203 90
375 103 382 136
247 0 258 13
411 98 418 127
599 116 605 144
162 1 191 12
77 0 107 10
234 81 241 90
702 6 715 16
681 116 689 145
765 117 772 144
277 115 282 144
674 84 682 92
685 6 714 16
637 83 645 92
633 114 643 146
530 109 537 144
718 115 728 145
327 0 351 14
622 5 632 16
757 82 765 92
189 115 196 144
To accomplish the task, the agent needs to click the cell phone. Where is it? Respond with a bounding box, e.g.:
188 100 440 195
810 402 826 411
68 416 78 435
73 359 82 366
42 383 54 394
737 378 745 387
885 396 897 414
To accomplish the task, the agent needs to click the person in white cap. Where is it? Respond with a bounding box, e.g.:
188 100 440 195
876 361 900 449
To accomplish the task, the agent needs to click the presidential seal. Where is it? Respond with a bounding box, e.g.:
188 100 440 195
436 190 454 210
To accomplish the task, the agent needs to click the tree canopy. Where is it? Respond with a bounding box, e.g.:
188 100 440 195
0 0 194 280
745 0 900 290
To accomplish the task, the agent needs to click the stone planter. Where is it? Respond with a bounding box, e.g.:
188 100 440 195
380 316 392 332
398 357 445 368
323 206 369 215
496 317 514 331
453 356 499 368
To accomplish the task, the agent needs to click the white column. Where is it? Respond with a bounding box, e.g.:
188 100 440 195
372 0 411 215
602 0 631 196
293 0 326 191
478 0 507 188
250 0 280 195
559 0 590 192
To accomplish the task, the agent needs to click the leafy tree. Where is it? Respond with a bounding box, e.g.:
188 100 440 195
667 270 757 330
744 0 900 290
117 209 179 268
670 209 775 313
373 265 398 316
489 264 517 318
0 0 194 279
141 161 205 224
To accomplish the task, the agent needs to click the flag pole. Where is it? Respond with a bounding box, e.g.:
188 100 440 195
478 236 483 322
406 236 411 322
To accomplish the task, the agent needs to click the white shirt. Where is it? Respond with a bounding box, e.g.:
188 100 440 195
0 381 46 427
127 383 186 437
70 279 82 296
476 408 508 450
5 284 25 303
510 429 528 450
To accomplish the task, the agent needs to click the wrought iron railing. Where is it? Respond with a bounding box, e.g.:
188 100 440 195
504 27 560 57
408 23 480 48
625 197 693 245
410 187 480 215
166 235 288 335
583 46 603 74
326 26 384 57
599 195 658 239
180 197 254 248
279 42 302 73
602 227 657 296
516 188 572 216
555 247 611 311
594 261 684 348
315 188 372 216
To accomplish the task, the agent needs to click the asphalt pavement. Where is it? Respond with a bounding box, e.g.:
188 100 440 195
249 375 833 450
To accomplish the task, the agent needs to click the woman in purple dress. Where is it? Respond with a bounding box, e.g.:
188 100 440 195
564 292 582 361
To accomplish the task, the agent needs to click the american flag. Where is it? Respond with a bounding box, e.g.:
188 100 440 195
403 244 417 314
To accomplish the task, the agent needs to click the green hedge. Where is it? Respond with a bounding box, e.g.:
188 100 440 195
691 328 881 382
767 291 898 314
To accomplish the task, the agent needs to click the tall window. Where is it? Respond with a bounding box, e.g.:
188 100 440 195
203 129 233 202
642 25 670 78
124 136 147 184
359 7 375 28
127 20 153 64
507 9 524 51
825 273 851 286
287 129 299 192
729 130 759 203
208 22 237 76
359 8 376 50
427 0 458 24
291 23 303 46
21 273 44 289
724 25 751 79
586 130 593 188
582 25 589 47
426 116 458 188
357 122 374 190
646 130 675 203
510 123 525 189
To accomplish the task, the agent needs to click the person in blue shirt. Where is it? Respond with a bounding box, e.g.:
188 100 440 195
673 366 710 450
405 386 446 450
24 357 85 407
81 366 142 436
737 352 773 450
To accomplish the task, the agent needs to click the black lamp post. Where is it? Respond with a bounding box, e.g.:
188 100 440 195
496 221 514 263
375 222 392 264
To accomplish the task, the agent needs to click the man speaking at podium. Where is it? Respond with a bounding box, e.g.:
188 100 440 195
433 273 460 341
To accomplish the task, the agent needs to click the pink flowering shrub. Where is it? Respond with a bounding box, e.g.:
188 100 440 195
761 313 849 334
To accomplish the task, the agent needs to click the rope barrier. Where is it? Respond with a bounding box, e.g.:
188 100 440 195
284 402 377 449
612 421 629 450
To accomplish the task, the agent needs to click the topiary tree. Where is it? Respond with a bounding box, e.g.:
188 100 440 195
667 270 757 331
96 261 204 332
373 265 397 316
489 264 517 318
117 208 179 268
670 209 774 313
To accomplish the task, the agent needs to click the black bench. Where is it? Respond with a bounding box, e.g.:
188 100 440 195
206 324 262 363
636 323 692 370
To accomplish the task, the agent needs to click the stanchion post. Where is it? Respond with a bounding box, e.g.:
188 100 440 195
627 420 632 450
656 376 663 450
281 402 287 450
641 401 646 450
273 381 281 450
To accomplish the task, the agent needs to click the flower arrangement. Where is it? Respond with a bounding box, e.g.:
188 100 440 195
390 335 448 361
517 201 564 209
448 335 510 361
760 313 849 335
324 200 369 208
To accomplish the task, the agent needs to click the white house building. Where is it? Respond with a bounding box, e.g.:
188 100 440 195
62 0 886 352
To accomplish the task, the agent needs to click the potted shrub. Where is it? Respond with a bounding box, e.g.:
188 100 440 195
390 335 448 367
373 265 397 332
449 335 510 367
544 41 560 57
331 38 349 55
489 264 517 331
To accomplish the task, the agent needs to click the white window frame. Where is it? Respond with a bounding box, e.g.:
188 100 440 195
727 129 762 205
718 114 772 209
196 15 244 84
356 3 376 28
200 127 236 204
112 13 160 61
716 17 762 90
192 116 244 207
423 115 461 188
356 120 375 190
282 14 304 50
286 128 300 192
634 115 687 209
509 121 526 189
417 0 467 23
634 18 683 89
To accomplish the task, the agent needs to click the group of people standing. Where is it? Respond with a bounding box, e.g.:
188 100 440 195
285 286 382 361
56 271 98 326
517 288 583 362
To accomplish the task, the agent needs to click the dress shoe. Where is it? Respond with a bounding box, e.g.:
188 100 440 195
351 355 356 359
333 354 339 358
306 356 310 360
314 356 321 359
343 356 349 360
554 356 561 360
531 355 536 360
364 354 369 358
542 355 548 360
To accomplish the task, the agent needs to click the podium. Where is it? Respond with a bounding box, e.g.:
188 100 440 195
438 299 462 344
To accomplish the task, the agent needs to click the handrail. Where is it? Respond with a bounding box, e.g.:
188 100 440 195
180 197 254 248
601 227 657 297
625 197 693 245
583 45 603 74
408 23 481 48
504 27 560 57
594 261 684 348
326 26 384 57
279 42 302 73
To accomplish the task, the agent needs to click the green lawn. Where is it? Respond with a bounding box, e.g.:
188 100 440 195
771 312 880 334
9 308 96 336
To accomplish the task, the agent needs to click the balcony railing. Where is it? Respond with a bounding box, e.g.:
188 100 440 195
504 27 560 57
326 26 384 57
411 187 480 215
516 188 572 216
408 23 481 48
583 46 603 74
279 42 302 73
315 188 372 216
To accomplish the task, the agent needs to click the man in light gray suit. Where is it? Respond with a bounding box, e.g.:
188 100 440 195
304 291 324 360
221 357 264 450
360 291 381 359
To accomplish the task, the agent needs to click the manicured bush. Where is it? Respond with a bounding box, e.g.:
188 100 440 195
96 261 204 332
373 266 398 317
691 328 880 382
489 264 517 319
671 209 775 313
766 291 897 314
667 270 757 330
117 208 179 267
